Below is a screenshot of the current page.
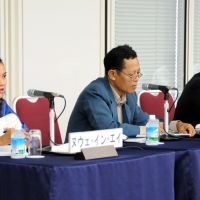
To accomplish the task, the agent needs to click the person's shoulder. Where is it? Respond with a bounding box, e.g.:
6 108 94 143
91 77 106 85
193 72 200 78
81 77 112 101
0 99 15 115
1 99 9 107
187 73 200 89
86 77 108 91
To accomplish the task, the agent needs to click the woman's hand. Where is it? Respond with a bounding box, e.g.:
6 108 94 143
0 128 14 146
21 129 31 146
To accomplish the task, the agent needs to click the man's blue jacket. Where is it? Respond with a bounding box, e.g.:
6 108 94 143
65 77 148 142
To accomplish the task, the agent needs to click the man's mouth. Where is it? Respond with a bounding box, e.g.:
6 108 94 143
0 88 5 93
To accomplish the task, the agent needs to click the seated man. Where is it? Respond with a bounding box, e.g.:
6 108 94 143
174 72 200 128
65 45 195 142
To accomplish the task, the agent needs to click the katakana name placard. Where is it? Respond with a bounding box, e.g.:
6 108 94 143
68 128 123 153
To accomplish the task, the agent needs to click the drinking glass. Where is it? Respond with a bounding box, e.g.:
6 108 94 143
27 129 44 158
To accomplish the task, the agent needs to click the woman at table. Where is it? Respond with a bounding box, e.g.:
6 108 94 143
0 58 29 146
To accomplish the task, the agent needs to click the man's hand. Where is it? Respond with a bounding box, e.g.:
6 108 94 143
176 121 196 137
159 122 165 134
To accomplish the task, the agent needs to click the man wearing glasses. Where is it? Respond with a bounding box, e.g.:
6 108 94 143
65 45 195 142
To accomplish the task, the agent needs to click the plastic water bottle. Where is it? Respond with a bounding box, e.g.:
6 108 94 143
146 115 159 145
11 130 26 159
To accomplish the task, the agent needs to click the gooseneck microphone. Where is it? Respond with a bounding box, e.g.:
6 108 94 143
27 89 64 98
142 83 176 92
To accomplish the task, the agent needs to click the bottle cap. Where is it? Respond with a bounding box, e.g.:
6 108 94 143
12 129 25 138
149 115 156 120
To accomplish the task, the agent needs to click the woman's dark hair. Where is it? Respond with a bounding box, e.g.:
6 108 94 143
103 44 137 75
0 99 3 117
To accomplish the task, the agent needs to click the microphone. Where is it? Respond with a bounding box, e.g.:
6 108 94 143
142 83 176 92
27 89 64 98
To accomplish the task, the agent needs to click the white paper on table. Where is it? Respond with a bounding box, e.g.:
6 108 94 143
124 136 146 143
50 143 74 154
0 145 11 156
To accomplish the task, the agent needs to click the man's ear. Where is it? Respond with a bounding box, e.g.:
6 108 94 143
108 70 117 81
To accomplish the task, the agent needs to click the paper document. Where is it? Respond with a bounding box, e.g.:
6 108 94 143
51 143 74 154
125 136 146 143
0 145 11 156
167 131 190 137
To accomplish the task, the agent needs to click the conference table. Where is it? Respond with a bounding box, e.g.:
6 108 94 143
124 137 200 200
1 138 200 200
0 147 175 200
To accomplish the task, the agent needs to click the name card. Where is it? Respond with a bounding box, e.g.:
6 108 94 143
68 128 123 153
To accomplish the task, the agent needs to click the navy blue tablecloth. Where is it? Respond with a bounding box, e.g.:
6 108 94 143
124 138 200 200
0 148 175 200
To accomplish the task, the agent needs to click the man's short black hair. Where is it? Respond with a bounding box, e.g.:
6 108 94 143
104 44 137 75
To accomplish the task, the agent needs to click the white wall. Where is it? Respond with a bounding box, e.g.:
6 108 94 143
22 0 103 141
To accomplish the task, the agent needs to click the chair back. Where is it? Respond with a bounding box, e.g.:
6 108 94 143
138 91 175 121
13 96 62 146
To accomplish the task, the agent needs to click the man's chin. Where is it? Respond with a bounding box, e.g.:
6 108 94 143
127 88 136 94
0 93 4 99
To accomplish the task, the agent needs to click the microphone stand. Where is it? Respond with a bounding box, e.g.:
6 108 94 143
163 90 169 133
160 89 178 140
48 97 55 147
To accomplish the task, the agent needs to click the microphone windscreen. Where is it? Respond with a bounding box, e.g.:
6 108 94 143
142 83 149 90
27 89 35 97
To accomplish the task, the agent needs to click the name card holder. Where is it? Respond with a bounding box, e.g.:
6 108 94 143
69 128 123 154
75 145 118 160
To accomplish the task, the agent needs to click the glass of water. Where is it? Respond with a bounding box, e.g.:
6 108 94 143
27 129 44 158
